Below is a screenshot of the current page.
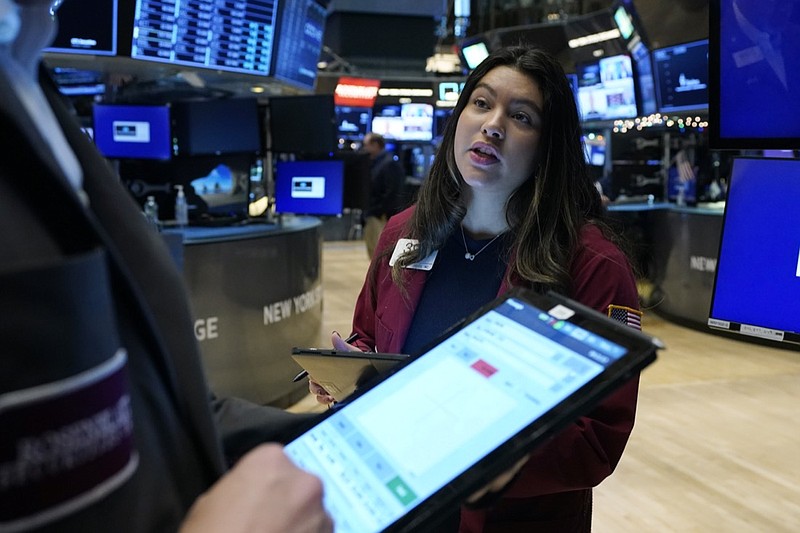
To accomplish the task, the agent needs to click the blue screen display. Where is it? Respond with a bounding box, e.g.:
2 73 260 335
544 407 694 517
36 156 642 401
653 39 709 113
275 160 344 215
92 104 172 160
714 0 800 146
710 157 800 335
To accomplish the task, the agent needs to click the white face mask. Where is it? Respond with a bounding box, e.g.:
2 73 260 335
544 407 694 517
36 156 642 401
0 0 21 45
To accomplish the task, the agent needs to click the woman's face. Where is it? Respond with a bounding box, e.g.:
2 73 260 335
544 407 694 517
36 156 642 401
454 65 544 198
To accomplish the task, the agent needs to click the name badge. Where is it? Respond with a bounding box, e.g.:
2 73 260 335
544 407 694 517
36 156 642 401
389 239 437 271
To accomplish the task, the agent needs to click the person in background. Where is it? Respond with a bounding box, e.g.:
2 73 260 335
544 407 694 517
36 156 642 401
313 44 642 532
361 132 407 259
0 1 330 531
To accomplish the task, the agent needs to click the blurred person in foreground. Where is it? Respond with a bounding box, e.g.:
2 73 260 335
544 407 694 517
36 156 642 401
0 1 331 531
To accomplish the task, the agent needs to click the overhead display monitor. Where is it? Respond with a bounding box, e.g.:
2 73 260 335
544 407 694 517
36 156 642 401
92 104 172 160
274 160 344 216
582 134 606 166
45 0 118 56
576 54 638 122
708 157 800 344
171 98 262 157
372 103 434 142
613 4 635 40
271 0 327 90
710 0 800 149
653 39 709 113
130 0 279 76
335 106 371 141
51 67 106 96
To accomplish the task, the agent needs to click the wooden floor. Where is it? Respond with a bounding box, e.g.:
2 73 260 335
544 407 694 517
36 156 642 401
296 240 800 531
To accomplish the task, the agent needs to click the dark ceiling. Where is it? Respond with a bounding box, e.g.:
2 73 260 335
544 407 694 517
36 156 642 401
43 0 709 101
321 0 709 79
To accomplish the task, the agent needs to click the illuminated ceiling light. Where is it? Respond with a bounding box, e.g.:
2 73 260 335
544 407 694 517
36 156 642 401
568 29 621 49
378 88 434 97
250 86 265 93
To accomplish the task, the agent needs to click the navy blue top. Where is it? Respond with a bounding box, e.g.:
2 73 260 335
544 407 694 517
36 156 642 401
402 230 508 355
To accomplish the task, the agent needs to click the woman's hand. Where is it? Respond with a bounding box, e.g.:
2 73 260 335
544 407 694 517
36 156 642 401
308 378 336 406
308 331 362 405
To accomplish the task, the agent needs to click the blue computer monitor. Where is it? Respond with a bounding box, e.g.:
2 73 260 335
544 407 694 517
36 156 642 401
708 157 800 343
710 0 800 149
92 104 172 160
274 160 345 216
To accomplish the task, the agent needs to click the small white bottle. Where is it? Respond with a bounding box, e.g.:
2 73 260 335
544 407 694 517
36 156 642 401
174 185 188 227
143 195 160 230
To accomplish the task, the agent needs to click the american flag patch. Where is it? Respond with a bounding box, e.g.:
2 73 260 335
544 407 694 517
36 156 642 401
608 305 642 330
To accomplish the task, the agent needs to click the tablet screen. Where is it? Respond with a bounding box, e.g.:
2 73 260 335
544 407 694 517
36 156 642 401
285 293 652 532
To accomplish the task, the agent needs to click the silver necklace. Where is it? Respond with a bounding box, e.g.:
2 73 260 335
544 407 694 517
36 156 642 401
460 225 503 261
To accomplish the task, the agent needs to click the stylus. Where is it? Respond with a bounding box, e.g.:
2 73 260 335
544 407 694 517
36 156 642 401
291 333 359 382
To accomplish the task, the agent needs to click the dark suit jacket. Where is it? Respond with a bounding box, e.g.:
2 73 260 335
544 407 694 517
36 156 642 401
350 207 641 532
0 67 311 531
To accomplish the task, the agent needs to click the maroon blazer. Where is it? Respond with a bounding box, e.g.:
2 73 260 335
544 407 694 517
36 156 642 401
350 207 641 532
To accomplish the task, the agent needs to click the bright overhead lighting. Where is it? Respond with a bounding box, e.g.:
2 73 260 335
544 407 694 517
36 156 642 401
568 29 621 48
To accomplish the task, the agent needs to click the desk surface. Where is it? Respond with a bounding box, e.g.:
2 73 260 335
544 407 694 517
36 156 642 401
163 216 322 244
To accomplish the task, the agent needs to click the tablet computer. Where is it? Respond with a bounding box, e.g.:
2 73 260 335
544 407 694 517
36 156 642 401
291 349 408 402
285 288 662 533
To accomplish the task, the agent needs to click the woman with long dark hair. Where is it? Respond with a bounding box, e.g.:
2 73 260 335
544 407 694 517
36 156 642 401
313 44 642 532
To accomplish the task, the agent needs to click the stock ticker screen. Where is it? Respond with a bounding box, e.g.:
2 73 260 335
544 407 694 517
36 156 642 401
131 0 279 76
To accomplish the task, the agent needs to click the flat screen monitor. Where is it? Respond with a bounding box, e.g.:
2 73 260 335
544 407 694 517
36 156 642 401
710 0 800 149
51 67 106 97
576 54 638 122
653 39 709 113
45 0 117 56
335 106 371 141
629 40 656 116
274 160 344 216
130 0 278 76
171 98 262 157
270 94 337 154
582 134 606 166
372 103 434 142
271 0 327 90
92 104 172 160
613 4 635 41
708 157 800 344
434 107 454 139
